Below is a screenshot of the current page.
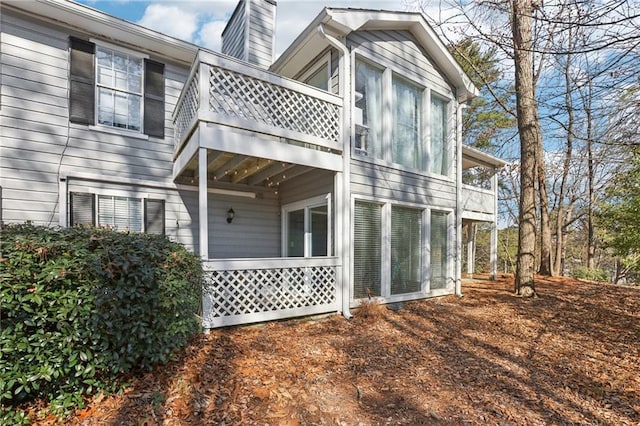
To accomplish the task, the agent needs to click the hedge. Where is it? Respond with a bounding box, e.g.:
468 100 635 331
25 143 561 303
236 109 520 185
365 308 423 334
0 224 202 422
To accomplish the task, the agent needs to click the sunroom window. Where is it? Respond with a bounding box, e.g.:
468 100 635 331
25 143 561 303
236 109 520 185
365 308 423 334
353 200 382 298
392 77 422 170
430 96 449 176
391 206 422 295
430 210 449 289
96 47 143 131
354 59 383 159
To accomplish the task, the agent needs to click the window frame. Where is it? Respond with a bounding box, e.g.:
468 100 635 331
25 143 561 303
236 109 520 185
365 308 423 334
69 190 165 235
299 52 331 92
281 194 332 257
351 195 454 303
352 53 454 179
92 40 148 134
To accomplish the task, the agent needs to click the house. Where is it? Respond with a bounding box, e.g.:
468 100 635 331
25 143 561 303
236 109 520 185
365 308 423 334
0 0 505 328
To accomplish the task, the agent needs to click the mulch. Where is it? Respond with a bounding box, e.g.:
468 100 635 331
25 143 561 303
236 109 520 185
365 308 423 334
30 275 640 425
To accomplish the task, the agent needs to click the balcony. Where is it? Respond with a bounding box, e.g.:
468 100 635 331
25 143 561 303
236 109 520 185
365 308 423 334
172 50 344 187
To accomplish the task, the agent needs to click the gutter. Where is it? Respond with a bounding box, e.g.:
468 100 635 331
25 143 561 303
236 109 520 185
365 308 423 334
318 24 353 319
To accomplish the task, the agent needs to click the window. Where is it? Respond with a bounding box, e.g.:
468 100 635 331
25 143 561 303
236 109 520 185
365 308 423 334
392 77 422 170
353 199 452 299
69 37 165 138
354 59 383 159
96 47 143 131
70 192 165 235
391 206 422 295
353 200 382 298
354 57 451 176
305 63 329 91
430 96 449 175
430 211 449 289
283 196 330 257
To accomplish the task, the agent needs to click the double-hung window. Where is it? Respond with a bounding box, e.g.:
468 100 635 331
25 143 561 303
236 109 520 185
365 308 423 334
70 192 165 235
69 37 165 138
96 47 143 131
392 77 422 170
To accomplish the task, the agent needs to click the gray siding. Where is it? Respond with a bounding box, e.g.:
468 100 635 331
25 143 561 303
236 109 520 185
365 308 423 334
348 30 454 98
207 193 280 258
350 160 456 209
221 1 246 59
279 169 334 206
221 0 275 68
0 9 189 237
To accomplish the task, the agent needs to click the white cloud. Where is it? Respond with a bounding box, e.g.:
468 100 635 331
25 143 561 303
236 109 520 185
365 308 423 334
137 4 199 41
198 20 228 51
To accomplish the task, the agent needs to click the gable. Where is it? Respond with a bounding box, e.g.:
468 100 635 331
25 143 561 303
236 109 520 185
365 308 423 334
347 29 454 99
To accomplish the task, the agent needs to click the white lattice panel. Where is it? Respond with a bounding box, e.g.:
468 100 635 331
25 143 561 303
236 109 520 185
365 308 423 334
173 70 199 148
203 265 338 327
208 67 341 144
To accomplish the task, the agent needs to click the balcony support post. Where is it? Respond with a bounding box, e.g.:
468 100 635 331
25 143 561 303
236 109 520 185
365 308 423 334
199 147 209 260
490 170 499 279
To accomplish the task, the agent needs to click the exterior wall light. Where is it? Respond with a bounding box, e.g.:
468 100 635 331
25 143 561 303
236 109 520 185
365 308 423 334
226 208 235 224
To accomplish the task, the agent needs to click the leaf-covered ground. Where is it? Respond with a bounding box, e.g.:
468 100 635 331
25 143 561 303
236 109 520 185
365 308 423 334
35 275 640 425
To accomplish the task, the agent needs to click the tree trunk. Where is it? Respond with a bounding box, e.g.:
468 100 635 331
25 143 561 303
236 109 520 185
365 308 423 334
513 0 539 297
554 49 575 276
537 139 553 276
586 81 596 271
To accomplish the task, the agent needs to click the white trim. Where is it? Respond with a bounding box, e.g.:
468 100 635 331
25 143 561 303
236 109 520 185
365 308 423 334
73 124 150 140
90 38 149 59
299 51 331 90
281 194 331 257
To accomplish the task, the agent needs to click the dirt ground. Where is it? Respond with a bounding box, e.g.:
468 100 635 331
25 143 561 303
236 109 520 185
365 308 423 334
34 275 640 425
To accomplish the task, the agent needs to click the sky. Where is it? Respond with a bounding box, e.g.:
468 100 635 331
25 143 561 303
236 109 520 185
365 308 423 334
77 0 423 57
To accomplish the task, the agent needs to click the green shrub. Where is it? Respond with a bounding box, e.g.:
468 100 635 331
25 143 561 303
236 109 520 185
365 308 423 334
572 266 610 282
0 224 202 419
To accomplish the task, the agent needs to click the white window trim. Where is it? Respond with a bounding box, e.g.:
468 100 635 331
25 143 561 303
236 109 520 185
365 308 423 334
299 51 331 90
281 194 332 257
92 39 148 135
351 51 456 181
350 194 455 303
70 189 163 234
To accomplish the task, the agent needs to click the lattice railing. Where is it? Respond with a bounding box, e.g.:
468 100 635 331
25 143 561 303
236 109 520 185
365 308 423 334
202 258 340 328
173 69 199 150
208 66 341 144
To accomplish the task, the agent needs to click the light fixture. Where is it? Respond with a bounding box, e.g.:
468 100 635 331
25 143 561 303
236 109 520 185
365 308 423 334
226 208 235 224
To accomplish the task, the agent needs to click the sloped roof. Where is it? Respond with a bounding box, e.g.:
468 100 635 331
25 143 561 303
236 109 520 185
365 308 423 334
271 7 479 102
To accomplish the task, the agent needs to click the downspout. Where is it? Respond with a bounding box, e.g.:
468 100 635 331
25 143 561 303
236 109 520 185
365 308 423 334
455 102 464 297
318 23 352 319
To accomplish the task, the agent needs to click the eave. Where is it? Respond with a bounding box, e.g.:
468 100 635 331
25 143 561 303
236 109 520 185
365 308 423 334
271 8 479 103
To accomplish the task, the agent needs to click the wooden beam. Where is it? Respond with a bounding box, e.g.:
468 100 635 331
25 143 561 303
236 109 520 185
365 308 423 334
247 162 294 186
265 165 312 188
213 155 250 181
231 158 274 184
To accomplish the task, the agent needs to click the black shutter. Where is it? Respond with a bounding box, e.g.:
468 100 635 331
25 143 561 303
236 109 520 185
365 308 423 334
144 59 165 138
144 199 165 235
70 192 95 226
69 37 95 125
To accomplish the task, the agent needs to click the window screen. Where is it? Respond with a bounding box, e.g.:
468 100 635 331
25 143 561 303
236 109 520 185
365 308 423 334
144 199 165 235
98 195 142 232
430 211 449 289
391 206 422 295
70 192 95 226
354 200 382 298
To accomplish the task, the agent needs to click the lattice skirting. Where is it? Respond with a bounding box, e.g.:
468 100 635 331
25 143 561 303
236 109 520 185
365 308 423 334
202 264 339 328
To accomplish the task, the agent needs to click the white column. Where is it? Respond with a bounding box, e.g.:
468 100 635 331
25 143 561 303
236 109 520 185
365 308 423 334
455 104 463 296
490 169 499 279
198 147 209 260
